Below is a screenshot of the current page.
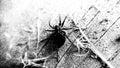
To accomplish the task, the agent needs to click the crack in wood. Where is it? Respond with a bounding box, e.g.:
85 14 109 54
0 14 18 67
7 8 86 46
108 48 120 61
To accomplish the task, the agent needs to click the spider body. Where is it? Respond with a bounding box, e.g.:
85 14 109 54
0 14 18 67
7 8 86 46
41 29 66 57
39 16 70 57
46 30 66 51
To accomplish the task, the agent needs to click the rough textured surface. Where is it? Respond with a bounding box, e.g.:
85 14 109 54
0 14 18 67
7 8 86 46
1 0 120 68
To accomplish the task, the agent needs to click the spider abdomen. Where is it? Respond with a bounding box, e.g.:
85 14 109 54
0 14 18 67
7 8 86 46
52 32 66 49
41 32 66 57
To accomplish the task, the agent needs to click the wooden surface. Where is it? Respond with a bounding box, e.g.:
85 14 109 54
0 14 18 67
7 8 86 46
52 1 120 68
1 0 120 68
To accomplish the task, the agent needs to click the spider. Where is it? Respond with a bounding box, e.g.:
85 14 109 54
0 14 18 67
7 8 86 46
37 16 72 60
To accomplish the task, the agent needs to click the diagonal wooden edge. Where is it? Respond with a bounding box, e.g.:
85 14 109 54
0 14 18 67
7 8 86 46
54 35 77 68
76 23 115 68
53 13 120 68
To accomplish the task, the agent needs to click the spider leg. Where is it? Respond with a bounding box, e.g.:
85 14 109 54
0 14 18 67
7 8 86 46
58 16 62 26
45 30 55 32
61 16 67 27
62 27 72 30
49 20 55 29
37 39 49 57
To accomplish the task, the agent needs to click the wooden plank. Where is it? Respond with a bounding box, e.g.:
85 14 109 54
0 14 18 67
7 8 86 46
84 11 120 43
55 6 100 68
76 5 99 28
94 18 120 68
55 2 120 68
76 25 115 68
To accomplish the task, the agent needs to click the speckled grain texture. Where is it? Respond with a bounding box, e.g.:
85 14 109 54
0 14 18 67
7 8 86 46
1 0 120 68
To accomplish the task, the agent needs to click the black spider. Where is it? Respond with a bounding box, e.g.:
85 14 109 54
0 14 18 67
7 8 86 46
38 16 72 58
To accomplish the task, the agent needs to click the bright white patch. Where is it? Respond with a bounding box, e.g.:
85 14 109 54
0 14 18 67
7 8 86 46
2 0 96 50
